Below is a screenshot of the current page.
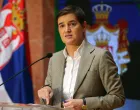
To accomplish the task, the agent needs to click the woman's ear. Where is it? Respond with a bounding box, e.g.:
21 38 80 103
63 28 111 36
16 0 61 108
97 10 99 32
82 21 87 37
83 21 87 32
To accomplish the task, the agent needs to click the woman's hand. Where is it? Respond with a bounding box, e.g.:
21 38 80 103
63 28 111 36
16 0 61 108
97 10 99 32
63 99 83 110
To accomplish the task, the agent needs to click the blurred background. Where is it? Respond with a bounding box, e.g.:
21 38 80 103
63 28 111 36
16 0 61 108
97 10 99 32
0 0 140 110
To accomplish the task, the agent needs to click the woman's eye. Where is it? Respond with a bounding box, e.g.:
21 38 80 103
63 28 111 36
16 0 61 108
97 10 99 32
70 22 76 27
59 24 65 28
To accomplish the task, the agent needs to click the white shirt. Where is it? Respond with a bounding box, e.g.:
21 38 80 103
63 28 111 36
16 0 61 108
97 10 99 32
62 41 84 100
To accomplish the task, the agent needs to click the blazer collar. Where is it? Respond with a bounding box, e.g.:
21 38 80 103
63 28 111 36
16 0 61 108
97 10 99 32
73 40 95 96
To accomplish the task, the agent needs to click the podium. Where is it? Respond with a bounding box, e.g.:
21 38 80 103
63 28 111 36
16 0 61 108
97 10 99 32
0 103 70 110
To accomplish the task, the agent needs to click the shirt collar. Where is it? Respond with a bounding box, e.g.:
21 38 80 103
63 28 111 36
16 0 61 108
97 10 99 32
63 40 85 58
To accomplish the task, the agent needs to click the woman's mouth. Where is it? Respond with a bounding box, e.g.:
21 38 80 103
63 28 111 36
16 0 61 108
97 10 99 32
65 35 72 38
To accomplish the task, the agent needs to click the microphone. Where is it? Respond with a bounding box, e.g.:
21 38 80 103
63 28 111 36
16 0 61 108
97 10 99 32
0 53 52 86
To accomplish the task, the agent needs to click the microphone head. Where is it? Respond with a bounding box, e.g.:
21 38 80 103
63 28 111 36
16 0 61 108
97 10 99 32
46 53 53 58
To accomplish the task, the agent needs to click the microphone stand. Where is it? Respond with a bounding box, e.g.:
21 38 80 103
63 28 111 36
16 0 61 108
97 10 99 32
0 53 52 86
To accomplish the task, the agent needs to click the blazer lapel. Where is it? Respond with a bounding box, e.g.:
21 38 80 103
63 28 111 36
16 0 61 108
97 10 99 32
74 41 95 96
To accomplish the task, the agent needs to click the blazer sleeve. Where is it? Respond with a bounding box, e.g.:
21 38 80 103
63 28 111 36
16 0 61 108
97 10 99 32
45 58 52 88
39 58 53 105
85 50 125 110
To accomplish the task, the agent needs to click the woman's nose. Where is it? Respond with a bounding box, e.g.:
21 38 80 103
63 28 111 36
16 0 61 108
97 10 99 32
65 25 71 32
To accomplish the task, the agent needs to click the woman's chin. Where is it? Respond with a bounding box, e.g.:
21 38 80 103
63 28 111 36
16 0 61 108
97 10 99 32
65 40 75 45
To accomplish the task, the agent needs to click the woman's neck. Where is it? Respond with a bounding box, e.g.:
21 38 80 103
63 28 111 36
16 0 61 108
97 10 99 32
66 45 79 57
